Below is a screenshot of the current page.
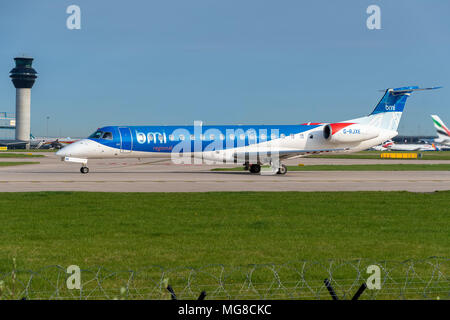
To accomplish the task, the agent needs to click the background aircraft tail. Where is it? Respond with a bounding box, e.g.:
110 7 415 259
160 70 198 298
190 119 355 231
382 140 394 149
431 115 450 140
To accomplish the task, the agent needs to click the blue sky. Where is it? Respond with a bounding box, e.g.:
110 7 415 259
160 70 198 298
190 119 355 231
0 0 449 137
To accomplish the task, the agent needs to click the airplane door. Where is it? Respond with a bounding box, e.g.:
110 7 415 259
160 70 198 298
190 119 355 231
118 127 132 152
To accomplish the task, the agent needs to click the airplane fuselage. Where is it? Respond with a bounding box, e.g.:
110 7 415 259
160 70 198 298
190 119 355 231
58 124 396 162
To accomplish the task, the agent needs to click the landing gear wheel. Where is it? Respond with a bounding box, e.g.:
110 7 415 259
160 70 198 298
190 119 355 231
80 166 89 174
277 164 287 175
249 164 261 174
244 162 250 171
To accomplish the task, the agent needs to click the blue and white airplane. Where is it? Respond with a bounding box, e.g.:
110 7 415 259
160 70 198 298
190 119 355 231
56 86 440 174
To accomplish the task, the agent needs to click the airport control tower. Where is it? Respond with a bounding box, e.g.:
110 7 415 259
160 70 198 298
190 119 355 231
9 57 38 146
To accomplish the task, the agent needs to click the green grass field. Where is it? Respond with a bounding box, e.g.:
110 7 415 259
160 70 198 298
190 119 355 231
213 164 450 171
1 191 449 269
0 191 448 299
0 162 40 167
0 149 55 153
0 153 44 158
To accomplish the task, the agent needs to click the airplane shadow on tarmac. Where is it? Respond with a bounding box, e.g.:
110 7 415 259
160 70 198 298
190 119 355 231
27 170 266 176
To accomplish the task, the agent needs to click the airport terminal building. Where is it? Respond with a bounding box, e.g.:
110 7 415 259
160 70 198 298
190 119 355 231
0 112 15 140
0 111 28 148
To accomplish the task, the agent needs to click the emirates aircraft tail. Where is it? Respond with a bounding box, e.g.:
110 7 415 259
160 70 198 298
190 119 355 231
431 115 450 145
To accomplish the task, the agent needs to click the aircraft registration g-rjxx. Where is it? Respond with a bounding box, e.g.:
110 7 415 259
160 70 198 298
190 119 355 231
56 86 441 175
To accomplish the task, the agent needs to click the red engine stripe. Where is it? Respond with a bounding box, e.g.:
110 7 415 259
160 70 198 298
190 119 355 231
330 123 355 135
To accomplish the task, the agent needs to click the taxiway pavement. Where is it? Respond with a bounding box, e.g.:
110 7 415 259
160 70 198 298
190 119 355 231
0 153 449 192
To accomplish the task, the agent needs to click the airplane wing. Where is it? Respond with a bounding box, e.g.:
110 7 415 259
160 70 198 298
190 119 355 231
233 148 348 161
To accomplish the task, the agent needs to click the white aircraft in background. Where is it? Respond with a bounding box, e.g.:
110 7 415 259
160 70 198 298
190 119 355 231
371 140 394 151
30 134 78 149
377 139 439 151
431 115 450 146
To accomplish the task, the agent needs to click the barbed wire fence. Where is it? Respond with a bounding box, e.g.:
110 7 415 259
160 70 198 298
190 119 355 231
0 257 448 300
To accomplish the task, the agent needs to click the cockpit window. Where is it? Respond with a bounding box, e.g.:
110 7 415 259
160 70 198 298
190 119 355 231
102 132 113 140
89 130 103 139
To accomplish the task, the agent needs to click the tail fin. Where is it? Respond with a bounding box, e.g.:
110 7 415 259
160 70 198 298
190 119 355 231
382 140 394 149
351 86 441 131
370 86 421 115
431 115 450 140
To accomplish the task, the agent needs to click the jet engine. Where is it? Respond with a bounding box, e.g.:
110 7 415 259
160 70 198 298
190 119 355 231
323 123 380 143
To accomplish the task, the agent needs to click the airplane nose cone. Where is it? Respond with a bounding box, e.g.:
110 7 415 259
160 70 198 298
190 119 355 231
56 145 70 157
55 149 64 157
56 140 86 158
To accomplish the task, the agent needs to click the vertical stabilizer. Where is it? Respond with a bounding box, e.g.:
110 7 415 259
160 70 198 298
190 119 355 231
348 86 441 132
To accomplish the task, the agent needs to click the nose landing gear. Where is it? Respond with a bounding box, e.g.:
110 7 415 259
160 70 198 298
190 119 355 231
80 166 89 174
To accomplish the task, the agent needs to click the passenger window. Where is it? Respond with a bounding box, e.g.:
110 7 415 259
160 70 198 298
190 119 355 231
169 135 174 141
240 134 245 140
290 134 294 139
220 134 225 140
190 135 195 140
271 133 277 140
229 134 235 140
280 134 286 138
309 134 314 139
102 132 113 140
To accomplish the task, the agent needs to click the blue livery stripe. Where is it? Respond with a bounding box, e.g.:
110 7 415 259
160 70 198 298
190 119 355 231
90 124 321 153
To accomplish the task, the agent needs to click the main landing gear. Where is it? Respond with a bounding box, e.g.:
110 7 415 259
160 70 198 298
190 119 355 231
249 164 261 174
277 164 287 175
80 166 89 174
245 163 288 175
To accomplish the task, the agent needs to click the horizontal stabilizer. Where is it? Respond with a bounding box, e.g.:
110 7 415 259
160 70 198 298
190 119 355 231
389 86 442 95
371 85 442 116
